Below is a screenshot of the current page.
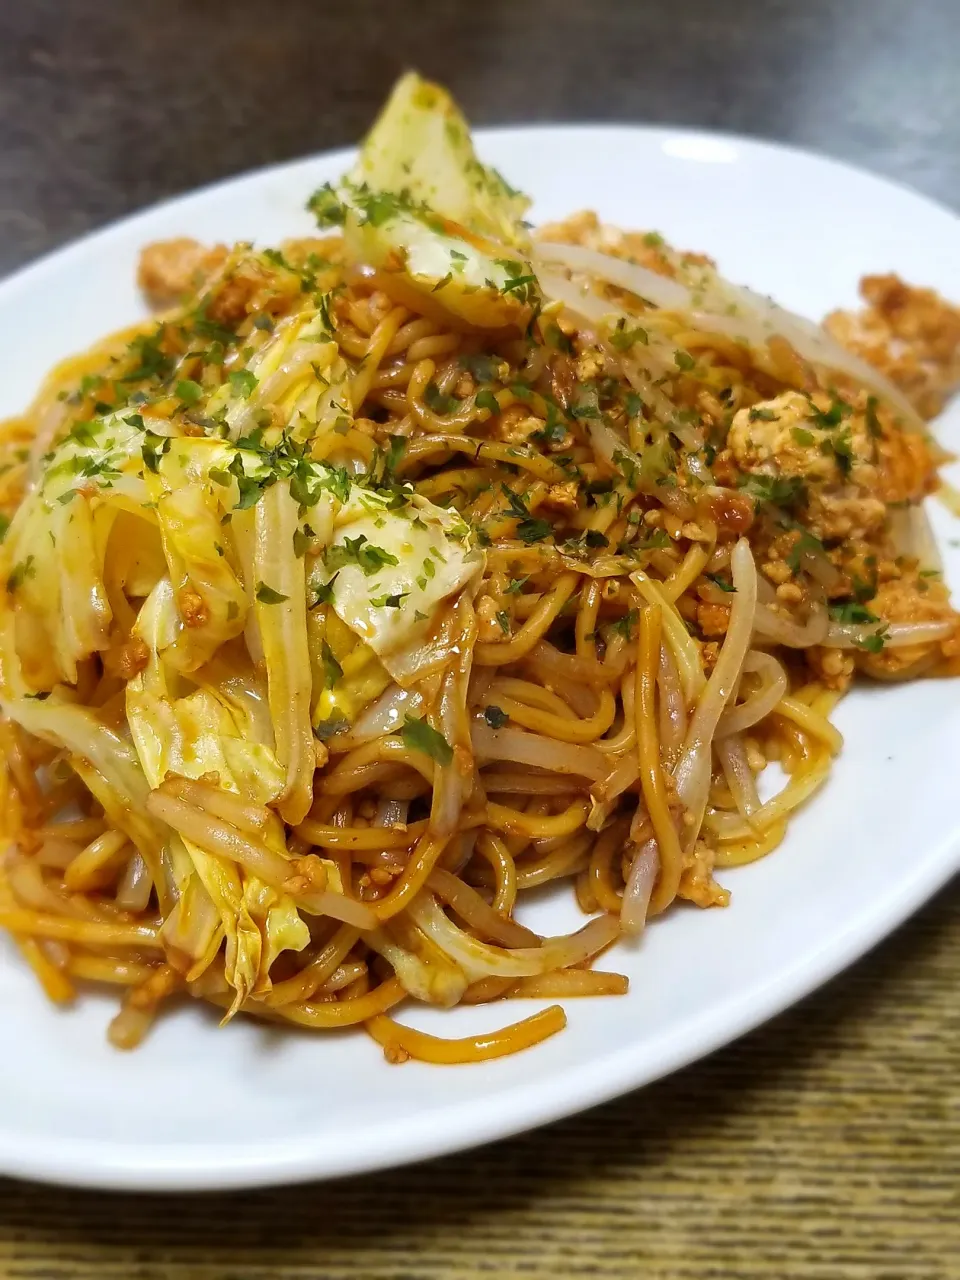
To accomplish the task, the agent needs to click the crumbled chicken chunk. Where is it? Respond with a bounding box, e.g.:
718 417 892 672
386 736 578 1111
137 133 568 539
542 481 580 513
575 349 605 382
762 559 792 586
858 575 960 680
807 646 856 693
729 390 887 541
177 588 209 628
677 841 729 908
825 274 960 419
495 408 541 445
697 602 730 636
103 636 150 681
536 210 715 284
729 390 867 483
806 490 887 541
137 239 228 309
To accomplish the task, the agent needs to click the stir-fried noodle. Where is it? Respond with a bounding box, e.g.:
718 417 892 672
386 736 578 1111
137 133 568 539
2 75 959 1061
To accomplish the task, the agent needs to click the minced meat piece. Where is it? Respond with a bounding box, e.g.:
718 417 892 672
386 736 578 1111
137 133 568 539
825 274 960 420
138 239 228 308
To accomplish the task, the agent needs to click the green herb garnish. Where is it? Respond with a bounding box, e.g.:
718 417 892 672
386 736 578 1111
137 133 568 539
483 705 509 729
401 715 453 766
175 378 204 405
255 582 288 604
228 369 258 399
321 640 343 688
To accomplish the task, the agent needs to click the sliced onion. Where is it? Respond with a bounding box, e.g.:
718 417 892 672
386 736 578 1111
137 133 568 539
688 296 928 434
481 769 581 796
410 892 620 981
657 641 687 752
889 504 943 574
536 243 690 309
115 851 153 913
161 775 270 835
753 600 829 648
825 619 956 649
718 650 788 736
471 719 607 781
716 734 762 820
374 797 410 828
534 265 681 417
589 755 640 831
673 538 757 821
536 241 928 433
428 868 540 949
362 925 467 1006
797 543 843 591
620 839 659 937
341 684 423 748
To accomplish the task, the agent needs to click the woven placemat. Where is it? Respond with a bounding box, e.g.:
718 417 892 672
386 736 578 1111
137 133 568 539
1 878 957 1279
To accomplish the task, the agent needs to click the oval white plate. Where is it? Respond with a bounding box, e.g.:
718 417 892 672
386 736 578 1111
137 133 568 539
1 126 959 1192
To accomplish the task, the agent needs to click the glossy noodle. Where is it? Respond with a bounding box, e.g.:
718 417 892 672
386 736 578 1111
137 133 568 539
2 74 959 1062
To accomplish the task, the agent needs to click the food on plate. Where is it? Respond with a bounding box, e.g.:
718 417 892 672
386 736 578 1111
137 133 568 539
1 73 958 1063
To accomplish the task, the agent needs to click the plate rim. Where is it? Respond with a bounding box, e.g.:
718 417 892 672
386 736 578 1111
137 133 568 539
1 122 958 1192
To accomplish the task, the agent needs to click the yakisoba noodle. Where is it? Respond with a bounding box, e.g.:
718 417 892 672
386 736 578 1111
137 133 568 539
2 74 960 1063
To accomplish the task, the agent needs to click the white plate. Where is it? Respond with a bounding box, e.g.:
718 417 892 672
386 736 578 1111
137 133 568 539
1 126 959 1192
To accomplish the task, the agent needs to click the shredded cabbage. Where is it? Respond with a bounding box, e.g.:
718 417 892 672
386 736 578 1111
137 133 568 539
311 72 540 329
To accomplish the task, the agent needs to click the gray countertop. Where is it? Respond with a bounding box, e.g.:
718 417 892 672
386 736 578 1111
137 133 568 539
1 0 958 278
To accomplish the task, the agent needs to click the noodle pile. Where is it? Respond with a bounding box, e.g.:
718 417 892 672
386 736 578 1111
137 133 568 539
1 74 959 1063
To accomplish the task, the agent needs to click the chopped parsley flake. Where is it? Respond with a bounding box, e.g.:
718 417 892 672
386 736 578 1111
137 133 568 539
855 628 888 654
175 378 204 405
423 381 456 415
785 529 826 573
228 369 258 399
739 473 807 511
321 639 343 688
313 574 338 606
141 431 171 474
516 516 553 544
314 712 349 741
483 705 509 729
307 183 346 227
475 387 500 416
460 353 501 383
324 534 400 577
808 395 851 429
829 601 879 624
292 527 312 558
610 609 638 640
825 427 855 475
610 320 649 351
400 715 453 766
6 555 36 593
255 582 289 605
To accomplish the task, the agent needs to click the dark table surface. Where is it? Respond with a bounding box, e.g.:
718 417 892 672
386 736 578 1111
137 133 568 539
1 2 959 1277
2 0 960 281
